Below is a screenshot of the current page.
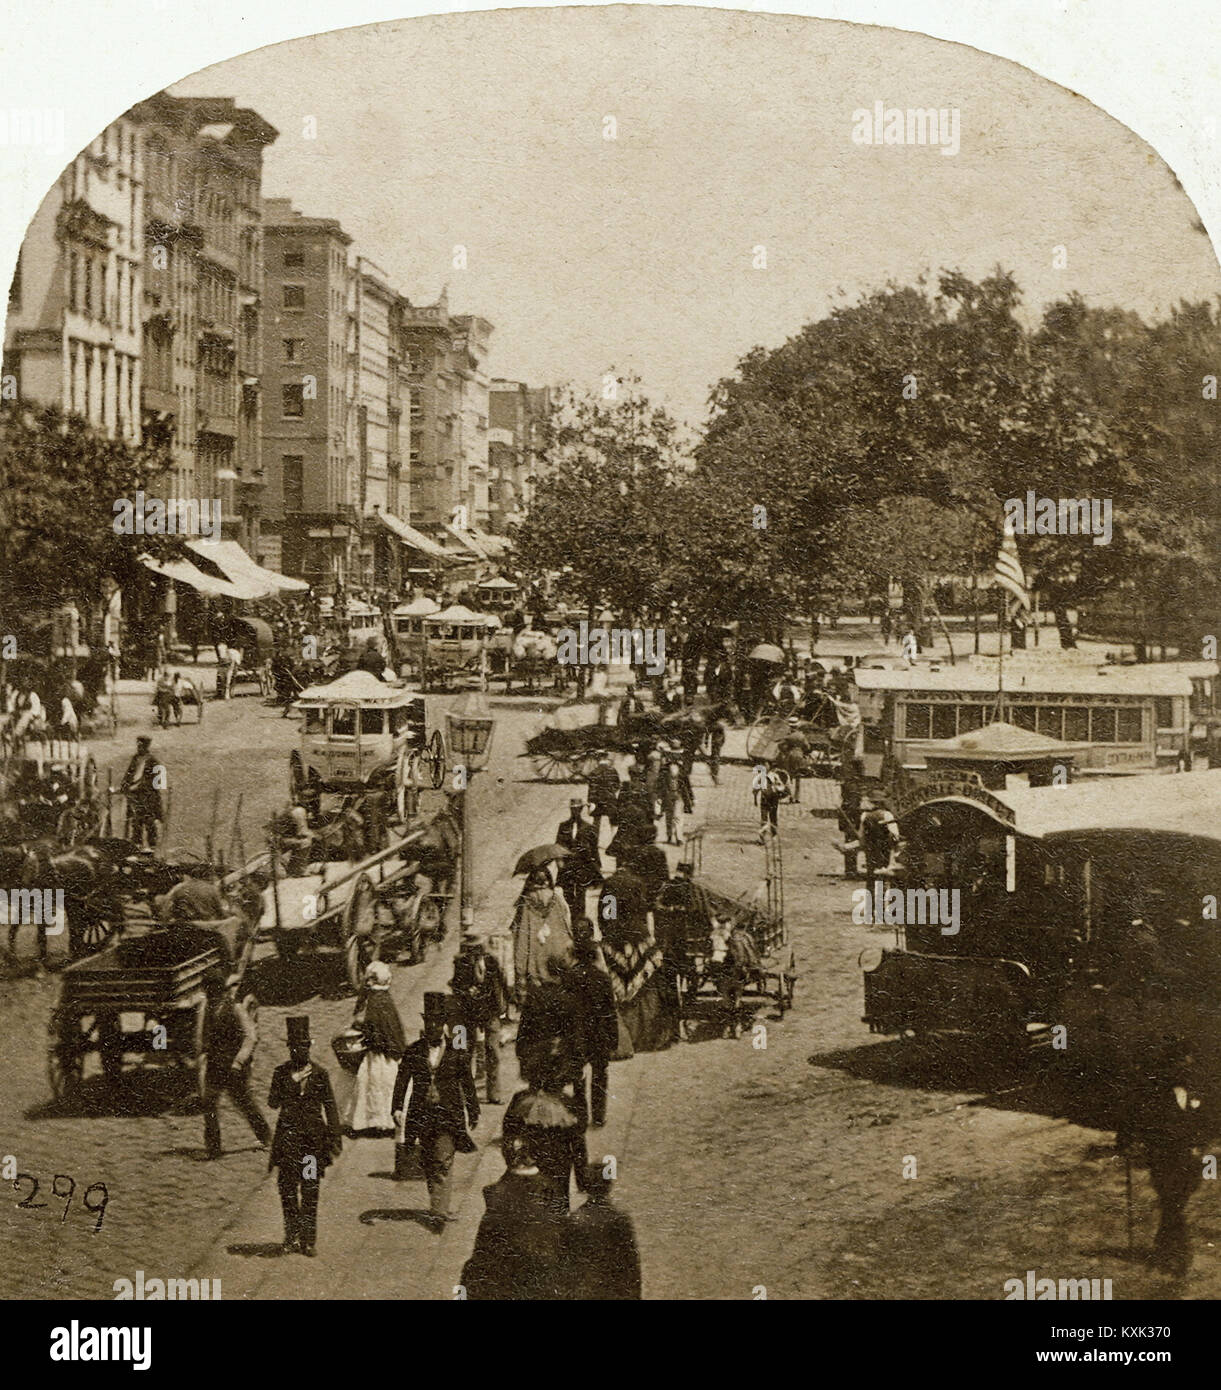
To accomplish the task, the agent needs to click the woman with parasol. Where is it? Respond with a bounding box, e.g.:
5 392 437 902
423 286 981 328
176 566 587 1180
509 848 576 1003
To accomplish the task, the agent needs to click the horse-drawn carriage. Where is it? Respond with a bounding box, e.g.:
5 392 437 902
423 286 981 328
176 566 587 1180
522 703 701 782
289 671 447 827
0 735 103 844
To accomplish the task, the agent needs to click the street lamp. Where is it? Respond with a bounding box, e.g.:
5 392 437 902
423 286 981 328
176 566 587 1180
446 691 496 932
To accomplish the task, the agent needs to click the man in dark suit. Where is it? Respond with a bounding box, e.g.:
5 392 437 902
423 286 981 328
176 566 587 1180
555 798 602 922
119 735 165 849
392 991 481 1229
585 755 622 843
267 1015 343 1256
568 921 619 1128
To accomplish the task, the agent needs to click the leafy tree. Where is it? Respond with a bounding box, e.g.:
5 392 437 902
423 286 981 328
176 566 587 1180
0 403 174 638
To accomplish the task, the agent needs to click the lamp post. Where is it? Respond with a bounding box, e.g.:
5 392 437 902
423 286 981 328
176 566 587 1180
446 691 496 933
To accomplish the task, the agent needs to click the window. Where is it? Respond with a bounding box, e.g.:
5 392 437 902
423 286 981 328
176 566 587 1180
1063 705 1090 742
1036 705 1063 739
282 384 305 418
1154 697 1175 729
1117 706 1143 743
283 338 304 363
931 703 956 740
957 703 985 735
283 248 304 268
1089 707 1118 743
904 702 933 740
360 709 385 735
282 284 305 309
331 709 355 737
283 455 304 510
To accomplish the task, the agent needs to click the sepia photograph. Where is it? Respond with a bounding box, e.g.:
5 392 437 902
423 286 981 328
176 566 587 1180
0 0 1219 1336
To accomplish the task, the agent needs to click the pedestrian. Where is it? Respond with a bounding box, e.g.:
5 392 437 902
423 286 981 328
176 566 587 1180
859 797 900 892
555 798 602 922
153 668 176 729
450 930 510 1105
599 869 673 1053
706 707 728 787
837 768 864 879
214 639 230 699
625 828 669 910
120 735 164 849
357 637 386 679
608 770 653 867
586 753 621 843
503 1036 588 1213
777 718 809 804
675 725 699 816
200 967 270 1159
657 747 683 845
567 919 618 1129
1117 1040 1208 1278
391 992 480 1229
344 960 406 1136
268 1015 343 1256
459 1149 570 1300
510 866 574 1004
567 1162 642 1300
643 743 662 819
756 765 788 841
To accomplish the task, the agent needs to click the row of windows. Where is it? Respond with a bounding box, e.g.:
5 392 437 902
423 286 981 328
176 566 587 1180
903 700 1146 745
67 251 138 331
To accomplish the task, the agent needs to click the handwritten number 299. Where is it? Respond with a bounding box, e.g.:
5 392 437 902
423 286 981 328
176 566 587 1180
13 1173 108 1231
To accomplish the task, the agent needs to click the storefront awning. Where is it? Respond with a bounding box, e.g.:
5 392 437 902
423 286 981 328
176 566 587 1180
186 539 309 596
377 513 454 562
140 552 260 600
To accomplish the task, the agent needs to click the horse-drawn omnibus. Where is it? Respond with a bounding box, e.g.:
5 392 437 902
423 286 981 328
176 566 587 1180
860 769 1221 1090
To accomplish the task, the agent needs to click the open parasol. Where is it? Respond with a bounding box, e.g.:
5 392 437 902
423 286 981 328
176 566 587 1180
512 844 572 876
748 642 786 664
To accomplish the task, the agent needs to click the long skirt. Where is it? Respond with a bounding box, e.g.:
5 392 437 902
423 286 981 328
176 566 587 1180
617 971 678 1053
346 1050 399 1133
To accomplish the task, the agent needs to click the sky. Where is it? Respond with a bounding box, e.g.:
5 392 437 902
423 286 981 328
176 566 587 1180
172 7 1221 429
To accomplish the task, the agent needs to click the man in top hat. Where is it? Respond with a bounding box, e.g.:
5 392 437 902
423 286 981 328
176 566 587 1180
392 992 481 1228
267 1015 343 1256
120 735 165 849
555 797 602 922
450 932 510 1104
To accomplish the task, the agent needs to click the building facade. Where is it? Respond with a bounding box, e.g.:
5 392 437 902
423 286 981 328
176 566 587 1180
5 114 144 444
488 379 549 534
132 94 277 555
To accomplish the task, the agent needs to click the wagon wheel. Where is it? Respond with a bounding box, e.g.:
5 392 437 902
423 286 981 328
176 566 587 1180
47 1013 83 1102
342 871 378 993
67 901 118 958
427 729 447 790
531 752 569 783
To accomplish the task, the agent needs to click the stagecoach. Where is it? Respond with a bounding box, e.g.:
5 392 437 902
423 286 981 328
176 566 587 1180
288 671 447 825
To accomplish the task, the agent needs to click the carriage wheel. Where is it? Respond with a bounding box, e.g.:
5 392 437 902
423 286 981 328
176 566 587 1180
67 903 117 959
47 1015 83 1102
428 729 446 790
342 872 378 993
531 753 569 783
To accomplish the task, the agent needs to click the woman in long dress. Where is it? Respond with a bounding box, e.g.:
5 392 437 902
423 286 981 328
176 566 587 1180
598 869 676 1053
345 960 406 1135
510 867 573 1002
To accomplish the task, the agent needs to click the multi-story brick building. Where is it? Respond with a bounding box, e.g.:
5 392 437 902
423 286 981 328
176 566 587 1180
488 379 549 535
401 291 494 536
4 113 144 445
260 198 355 587
132 93 277 555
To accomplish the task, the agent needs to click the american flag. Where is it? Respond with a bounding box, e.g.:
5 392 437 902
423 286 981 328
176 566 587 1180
994 524 1031 612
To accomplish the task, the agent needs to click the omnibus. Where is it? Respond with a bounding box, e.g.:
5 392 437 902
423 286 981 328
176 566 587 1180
852 654 1195 776
860 769 1221 1087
